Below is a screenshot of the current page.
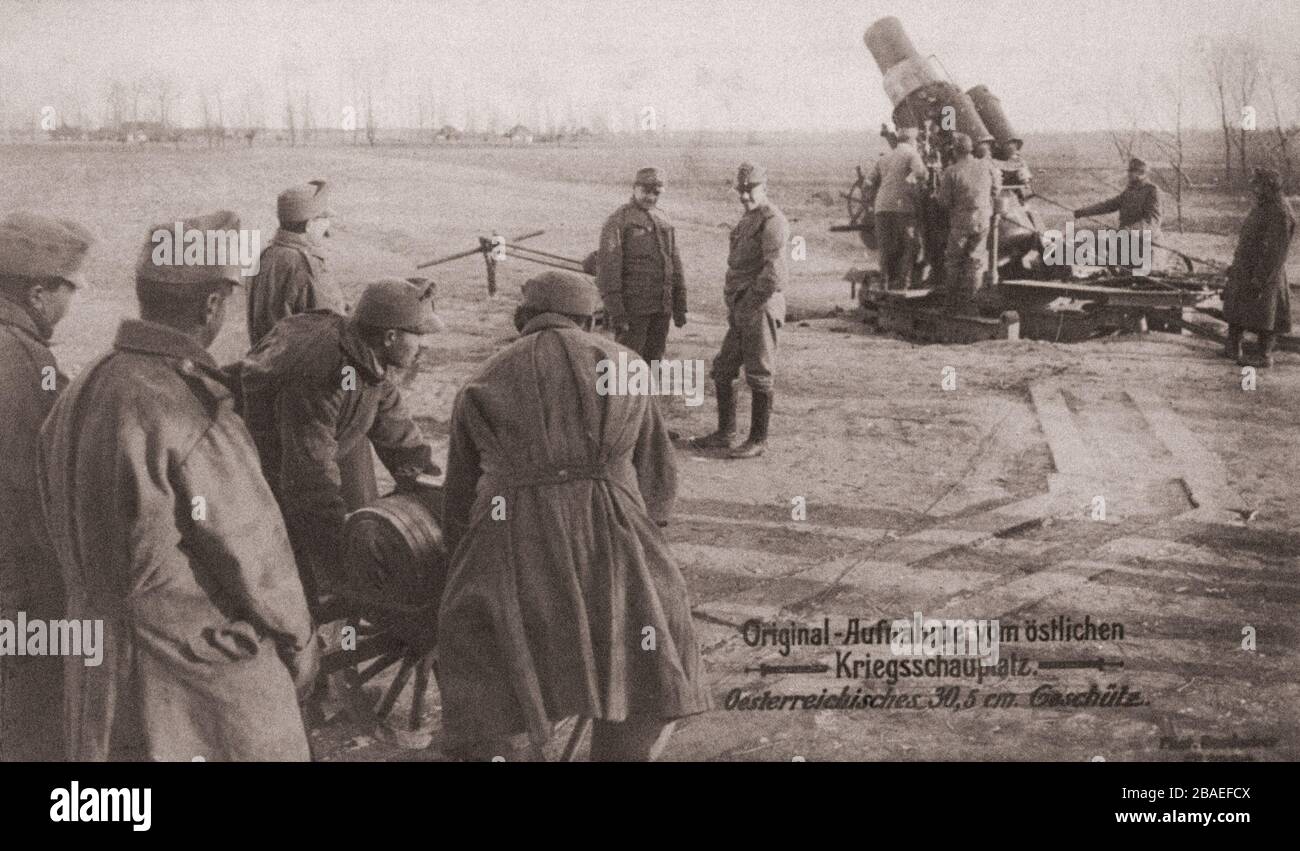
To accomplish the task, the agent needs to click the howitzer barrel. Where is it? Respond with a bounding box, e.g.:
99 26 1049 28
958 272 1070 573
967 85 1020 147
864 16 920 73
864 16 992 142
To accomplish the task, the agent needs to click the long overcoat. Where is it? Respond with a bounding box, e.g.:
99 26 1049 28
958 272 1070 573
0 296 66 760
1223 193 1295 333
437 313 711 749
39 319 315 761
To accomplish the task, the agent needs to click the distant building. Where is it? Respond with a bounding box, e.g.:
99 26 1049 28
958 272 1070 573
434 124 463 141
119 121 167 143
506 124 533 145
47 124 84 142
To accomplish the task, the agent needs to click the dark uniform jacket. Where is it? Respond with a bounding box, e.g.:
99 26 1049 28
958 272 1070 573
724 202 790 321
0 296 66 760
596 201 686 319
240 312 434 589
247 229 345 345
38 319 315 761
1076 179 1162 239
1223 193 1295 333
437 313 711 749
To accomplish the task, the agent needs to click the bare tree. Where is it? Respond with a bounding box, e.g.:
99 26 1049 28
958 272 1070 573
240 82 264 146
105 80 128 131
300 89 315 145
364 80 377 146
284 98 297 147
1200 36 1234 183
281 60 298 147
1260 56 1299 190
152 74 176 130
1141 63 1192 231
1231 48 1262 180
198 90 213 146
130 76 146 124
215 89 226 147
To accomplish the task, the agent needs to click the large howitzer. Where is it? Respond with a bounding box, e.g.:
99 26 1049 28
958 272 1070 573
839 16 1055 285
843 16 1225 346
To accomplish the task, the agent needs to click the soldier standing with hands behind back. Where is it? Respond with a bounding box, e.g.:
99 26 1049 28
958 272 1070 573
39 211 317 761
596 167 687 361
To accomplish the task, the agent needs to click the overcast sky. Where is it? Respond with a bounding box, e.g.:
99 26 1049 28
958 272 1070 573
1 0 1296 133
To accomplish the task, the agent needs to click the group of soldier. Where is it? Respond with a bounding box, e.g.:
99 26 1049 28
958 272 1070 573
0 160 794 762
860 124 1292 367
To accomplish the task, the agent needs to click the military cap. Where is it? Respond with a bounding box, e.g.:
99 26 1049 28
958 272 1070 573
951 133 973 154
521 270 597 316
135 210 246 292
1127 157 1148 173
735 162 767 190
354 277 444 334
277 179 333 224
0 212 95 287
634 167 664 187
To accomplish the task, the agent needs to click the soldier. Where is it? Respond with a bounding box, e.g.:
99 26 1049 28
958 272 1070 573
1222 167 1295 368
869 126 928 293
691 163 789 459
935 133 997 312
38 211 316 761
0 213 92 762
1073 157 1162 269
247 180 379 517
596 167 687 362
240 278 441 606
438 271 711 761
247 179 343 345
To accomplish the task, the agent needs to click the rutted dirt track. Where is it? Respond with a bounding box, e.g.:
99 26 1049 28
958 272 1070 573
3 144 1296 761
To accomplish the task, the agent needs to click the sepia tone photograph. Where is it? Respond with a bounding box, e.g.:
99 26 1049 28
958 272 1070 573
0 0 1296 794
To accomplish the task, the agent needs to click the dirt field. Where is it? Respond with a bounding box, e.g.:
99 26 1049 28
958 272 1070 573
6 140 1297 762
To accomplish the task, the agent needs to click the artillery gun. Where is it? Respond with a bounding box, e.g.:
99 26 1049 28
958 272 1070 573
835 16 1055 288
836 16 1227 346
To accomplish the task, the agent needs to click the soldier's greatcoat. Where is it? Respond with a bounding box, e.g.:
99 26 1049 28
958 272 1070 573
38 319 315 761
241 312 434 597
0 295 66 761
247 229 344 346
1223 192 1295 334
437 313 711 749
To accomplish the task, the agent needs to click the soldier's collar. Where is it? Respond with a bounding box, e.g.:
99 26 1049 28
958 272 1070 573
273 228 322 252
520 312 580 336
113 319 218 371
339 319 387 382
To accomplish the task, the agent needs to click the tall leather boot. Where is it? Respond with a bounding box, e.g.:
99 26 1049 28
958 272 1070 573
1224 324 1243 361
690 381 737 449
730 389 772 459
1255 331 1276 368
